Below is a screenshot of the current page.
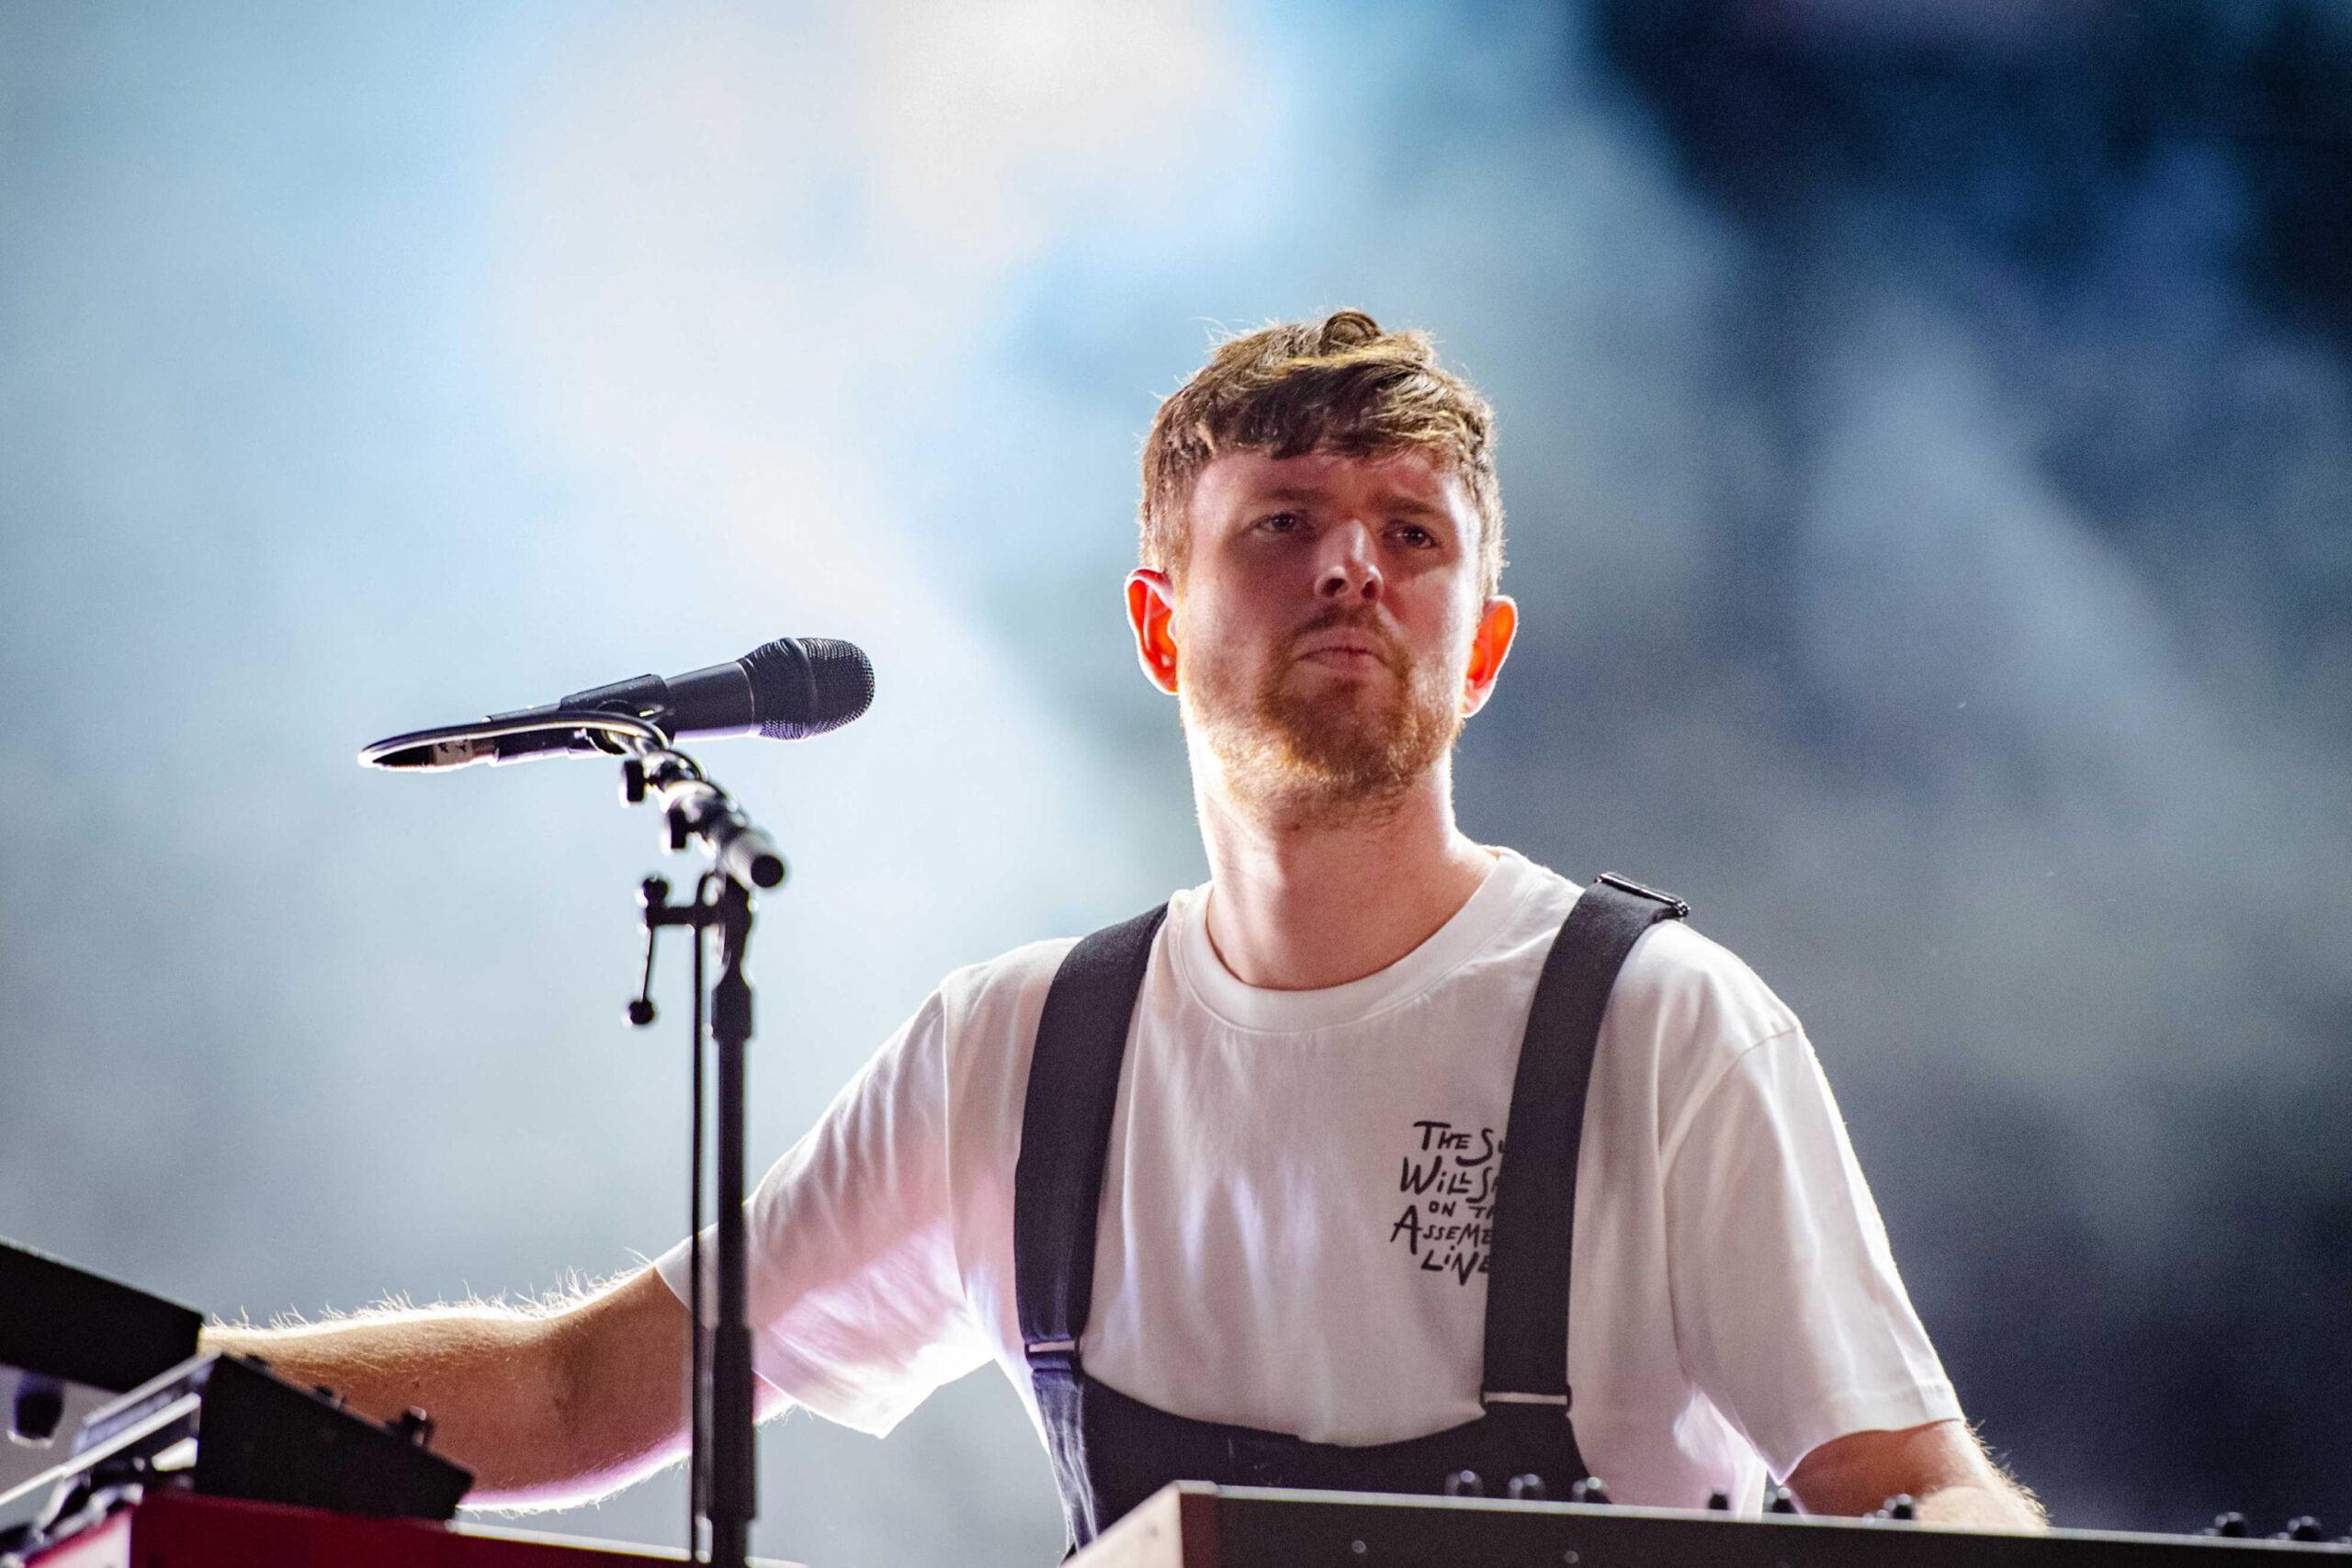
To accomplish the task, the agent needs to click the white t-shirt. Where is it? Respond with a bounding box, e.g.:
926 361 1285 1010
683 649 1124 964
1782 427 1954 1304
655 848 1961 1508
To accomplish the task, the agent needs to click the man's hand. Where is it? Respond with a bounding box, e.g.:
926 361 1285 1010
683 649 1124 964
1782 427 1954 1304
1785 1418 2047 1531
203 1266 732 1509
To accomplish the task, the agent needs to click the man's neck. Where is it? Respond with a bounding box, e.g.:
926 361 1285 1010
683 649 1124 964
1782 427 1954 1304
1193 759 1498 991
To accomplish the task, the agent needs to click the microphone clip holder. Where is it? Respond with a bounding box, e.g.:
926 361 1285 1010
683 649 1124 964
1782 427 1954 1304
621 744 788 893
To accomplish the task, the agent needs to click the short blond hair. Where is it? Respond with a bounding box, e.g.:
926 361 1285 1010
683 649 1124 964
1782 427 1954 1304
1139 310 1504 594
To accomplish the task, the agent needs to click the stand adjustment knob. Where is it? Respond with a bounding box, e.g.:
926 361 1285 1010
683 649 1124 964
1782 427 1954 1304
1705 1491 1731 1511
391 1408 435 1446
2286 1518 2324 1541
629 878 668 1025
1442 1471 1485 1498
1506 1474 1545 1501
1766 1485 1798 1514
2207 1513 2249 1538
1570 1477 1611 1506
10 1376 64 1445
1877 1495 1917 1521
665 806 689 852
621 758 647 804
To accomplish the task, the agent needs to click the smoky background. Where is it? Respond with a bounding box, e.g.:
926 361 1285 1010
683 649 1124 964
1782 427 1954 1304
2 2 2346 1562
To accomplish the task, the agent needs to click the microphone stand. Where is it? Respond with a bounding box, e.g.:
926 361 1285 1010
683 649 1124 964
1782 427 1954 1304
362 709 777 1568
625 748 768 1568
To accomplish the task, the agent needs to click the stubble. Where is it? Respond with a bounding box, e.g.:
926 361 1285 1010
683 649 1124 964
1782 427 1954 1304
1182 609 1464 829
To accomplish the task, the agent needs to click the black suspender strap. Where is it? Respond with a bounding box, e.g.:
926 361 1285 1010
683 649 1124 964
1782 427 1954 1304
1480 874 1690 1412
1012 869 1691 1409
1013 904 1170 1364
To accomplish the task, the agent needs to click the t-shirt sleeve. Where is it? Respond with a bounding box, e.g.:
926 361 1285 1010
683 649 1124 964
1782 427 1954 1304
653 990 991 1437
1663 1030 1963 1482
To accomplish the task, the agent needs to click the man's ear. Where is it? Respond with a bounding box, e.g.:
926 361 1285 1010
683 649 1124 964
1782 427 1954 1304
1461 594 1518 716
1126 569 1181 695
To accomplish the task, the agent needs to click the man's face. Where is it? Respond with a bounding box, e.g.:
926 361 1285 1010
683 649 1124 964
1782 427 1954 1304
1128 446 1515 815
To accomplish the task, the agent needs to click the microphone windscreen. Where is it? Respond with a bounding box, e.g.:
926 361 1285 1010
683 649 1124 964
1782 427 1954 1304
742 637 875 739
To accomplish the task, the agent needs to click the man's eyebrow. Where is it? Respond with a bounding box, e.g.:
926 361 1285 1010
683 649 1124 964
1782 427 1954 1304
1247 486 1454 523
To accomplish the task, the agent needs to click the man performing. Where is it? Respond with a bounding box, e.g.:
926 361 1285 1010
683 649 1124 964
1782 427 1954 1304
208 310 2046 1546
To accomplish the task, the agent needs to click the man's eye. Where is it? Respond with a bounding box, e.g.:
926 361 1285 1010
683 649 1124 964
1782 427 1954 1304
1257 512 1302 534
1392 525 1436 547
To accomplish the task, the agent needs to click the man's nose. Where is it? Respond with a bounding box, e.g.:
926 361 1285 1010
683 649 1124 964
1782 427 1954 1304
1317 521 1382 603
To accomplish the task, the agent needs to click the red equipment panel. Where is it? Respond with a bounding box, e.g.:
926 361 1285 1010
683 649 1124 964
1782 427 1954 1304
24 1489 800 1568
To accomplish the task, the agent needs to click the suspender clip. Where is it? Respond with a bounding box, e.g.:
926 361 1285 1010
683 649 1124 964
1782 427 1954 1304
1596 873 1690 919
1026 1338 1081 1375
1482 1389 1571 1411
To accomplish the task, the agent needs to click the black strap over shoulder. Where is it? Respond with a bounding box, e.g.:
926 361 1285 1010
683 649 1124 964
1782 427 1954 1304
1014 904 1170 1359
1012 871 1690 1411
1479 874 1690 1409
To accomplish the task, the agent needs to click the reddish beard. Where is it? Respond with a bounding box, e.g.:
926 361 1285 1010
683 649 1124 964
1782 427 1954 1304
1183 610 1464 813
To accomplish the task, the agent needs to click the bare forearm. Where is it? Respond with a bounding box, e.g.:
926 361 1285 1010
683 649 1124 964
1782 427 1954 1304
1790 1418 2048 1534
204 1269 695 1510
203 1303 586 1506
1917 1478 2050 1533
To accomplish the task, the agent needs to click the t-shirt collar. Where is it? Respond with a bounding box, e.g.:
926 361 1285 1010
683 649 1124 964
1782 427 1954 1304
1171 847 1537 1034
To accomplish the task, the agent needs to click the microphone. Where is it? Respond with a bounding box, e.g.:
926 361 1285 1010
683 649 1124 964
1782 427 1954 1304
364 637 874 772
